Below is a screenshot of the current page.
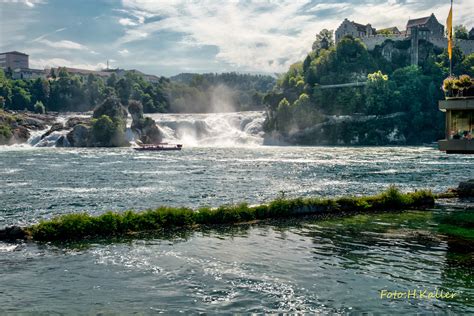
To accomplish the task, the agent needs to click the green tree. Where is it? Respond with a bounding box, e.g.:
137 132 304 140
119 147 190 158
335 36 372 73
364 71 397 114
436 46 465 75
11 86 31 110
312 29 334 51
85 73 105 108
461 53 474 76
115 77 132 105
93 96 127 120
293 93 319 129
31 78 50 105
454 25 469 40
34 100 45 114
91 115 119 147
89 97 129 146
106 73 117 87
391 66 425 112
0 69 12 108
275 98 292 134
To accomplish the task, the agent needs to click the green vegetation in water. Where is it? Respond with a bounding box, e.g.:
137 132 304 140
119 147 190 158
316 210 434 233
436 211 474 240
28 186 434 242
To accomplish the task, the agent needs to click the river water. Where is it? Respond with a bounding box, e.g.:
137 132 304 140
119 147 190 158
0 112 473 313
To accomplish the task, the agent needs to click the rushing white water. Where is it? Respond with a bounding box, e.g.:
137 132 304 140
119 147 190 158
145 111 266 147
26 128 49 146
23 111 267 148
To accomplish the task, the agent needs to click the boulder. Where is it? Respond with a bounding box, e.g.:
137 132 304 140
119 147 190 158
457 180 474 197
129 100 163 144
0 226 27 241
41 122 64 139
93 97 128 120
66 117 92 129
55 135 69 147
12 126 30 143
67 124 91 147
20 117 47 130
132 117 163 144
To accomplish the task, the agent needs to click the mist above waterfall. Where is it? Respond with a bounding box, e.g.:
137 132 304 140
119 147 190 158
170 83 241 113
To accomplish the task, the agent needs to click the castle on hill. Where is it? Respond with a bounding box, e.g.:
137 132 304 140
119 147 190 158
334 14 474 64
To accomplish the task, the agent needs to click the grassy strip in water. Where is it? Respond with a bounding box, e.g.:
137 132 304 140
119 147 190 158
29 186 434 242
437 211 474 240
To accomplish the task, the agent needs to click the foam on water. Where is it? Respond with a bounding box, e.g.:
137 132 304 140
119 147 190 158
20 111 266 148
146 111 265 147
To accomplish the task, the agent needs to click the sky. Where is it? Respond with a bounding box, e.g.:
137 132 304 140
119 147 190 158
0 0 473 77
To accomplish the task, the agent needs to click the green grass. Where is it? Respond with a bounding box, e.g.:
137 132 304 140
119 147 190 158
436 211 474 240
28 186 435 242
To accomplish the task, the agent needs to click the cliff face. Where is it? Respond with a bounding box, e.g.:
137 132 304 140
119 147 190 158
264 112 436 146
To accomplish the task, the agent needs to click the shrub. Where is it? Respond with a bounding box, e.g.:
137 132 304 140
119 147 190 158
0 123 12 140
34 101 45 114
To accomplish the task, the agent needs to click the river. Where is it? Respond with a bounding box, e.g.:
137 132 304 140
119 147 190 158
0 111 473 313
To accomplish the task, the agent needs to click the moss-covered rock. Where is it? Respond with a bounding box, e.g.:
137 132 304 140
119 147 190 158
129 100 162 144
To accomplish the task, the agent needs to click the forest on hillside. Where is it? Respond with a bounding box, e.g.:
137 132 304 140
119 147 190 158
263 29 474 145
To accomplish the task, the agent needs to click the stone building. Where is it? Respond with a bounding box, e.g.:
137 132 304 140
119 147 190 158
406 13 444 39
376 27 401 36
0 51 29 70
11 68 45 80
335 19 376 43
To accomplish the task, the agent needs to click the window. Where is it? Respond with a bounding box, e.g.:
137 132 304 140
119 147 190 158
450 110 474 139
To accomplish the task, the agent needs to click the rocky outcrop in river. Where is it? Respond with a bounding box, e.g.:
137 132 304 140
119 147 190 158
1 98 164 147
0 110 57 145
129 100 162 144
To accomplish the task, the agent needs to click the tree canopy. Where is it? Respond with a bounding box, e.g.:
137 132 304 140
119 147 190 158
263 33 474 145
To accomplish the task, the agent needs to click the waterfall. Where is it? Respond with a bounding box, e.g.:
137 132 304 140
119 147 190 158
145 111 266 147
21 111 266 148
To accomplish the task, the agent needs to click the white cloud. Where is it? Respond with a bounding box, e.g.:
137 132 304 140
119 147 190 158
30 57 106 70
1 0 46 8
118 0 474 73
32 27 67 42
23 0 45 8
119 18 138 26
118 1 314 72
117 29 148 44
118 49 130 56
37 39 89 50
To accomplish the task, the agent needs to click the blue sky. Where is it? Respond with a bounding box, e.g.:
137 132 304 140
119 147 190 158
1 0 473 77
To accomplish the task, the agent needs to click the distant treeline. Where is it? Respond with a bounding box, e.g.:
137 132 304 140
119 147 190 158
0 69 275 114
169 72 276 112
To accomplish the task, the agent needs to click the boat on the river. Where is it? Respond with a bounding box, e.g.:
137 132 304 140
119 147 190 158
134 143 183 151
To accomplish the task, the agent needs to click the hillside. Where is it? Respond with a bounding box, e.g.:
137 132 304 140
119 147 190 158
263 31 474 145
